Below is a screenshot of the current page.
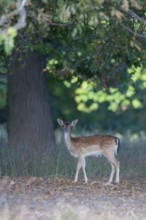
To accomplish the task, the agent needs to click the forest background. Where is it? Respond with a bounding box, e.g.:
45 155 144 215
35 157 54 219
0 0 146 179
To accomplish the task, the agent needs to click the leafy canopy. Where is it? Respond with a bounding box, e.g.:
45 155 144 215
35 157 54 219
0 0 146 112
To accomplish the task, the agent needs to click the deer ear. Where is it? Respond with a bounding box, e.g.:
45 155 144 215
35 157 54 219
71 119 78 127
57 118 64 126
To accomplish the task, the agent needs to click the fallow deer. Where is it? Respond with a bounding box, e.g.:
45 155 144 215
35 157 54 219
57 119 120 184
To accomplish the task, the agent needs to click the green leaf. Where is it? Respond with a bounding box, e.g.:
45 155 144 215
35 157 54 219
4 36 15 55
132 99 142 109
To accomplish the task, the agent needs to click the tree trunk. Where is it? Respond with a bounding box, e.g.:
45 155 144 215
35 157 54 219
8 52 56 175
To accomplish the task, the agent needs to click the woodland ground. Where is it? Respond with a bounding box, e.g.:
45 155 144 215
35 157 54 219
0 177 146 220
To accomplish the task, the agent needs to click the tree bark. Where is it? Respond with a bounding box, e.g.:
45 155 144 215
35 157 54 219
8 52 56 174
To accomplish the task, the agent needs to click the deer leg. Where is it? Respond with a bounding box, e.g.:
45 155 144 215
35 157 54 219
74 157 82 182
108 159 120 184
108 163 115 184
81 157 88 183
103 151 120 184
115 160 120 183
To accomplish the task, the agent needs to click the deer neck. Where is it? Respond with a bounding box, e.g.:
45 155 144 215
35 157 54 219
64 130 73 151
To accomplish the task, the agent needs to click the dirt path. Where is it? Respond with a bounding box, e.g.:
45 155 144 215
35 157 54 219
0 177 146 220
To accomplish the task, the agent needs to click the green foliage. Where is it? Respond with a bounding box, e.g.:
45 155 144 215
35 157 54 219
0 0 20 55
0 79 7 108
0 28 17 55
43 0 146 113
0 0 146 127
43 1 146 83
74 65 146 112
0 55 7 109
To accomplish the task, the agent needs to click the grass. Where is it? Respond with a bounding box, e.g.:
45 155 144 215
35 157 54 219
0 124 146 181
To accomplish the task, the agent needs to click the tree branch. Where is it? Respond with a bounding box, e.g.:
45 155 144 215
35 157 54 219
120 22 146 38
117 2 146 38
0 0 27 35
127 9 146 24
